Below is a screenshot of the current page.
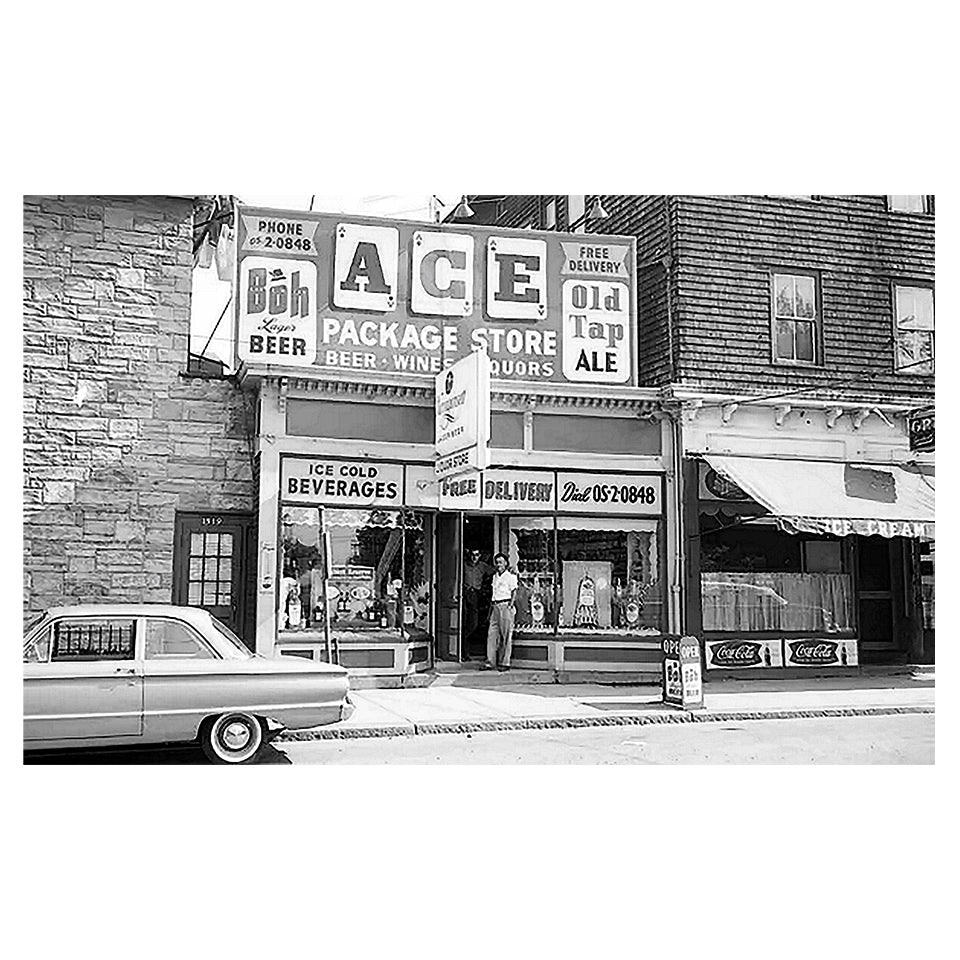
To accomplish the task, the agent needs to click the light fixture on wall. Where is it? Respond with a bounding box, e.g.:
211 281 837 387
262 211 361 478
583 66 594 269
567 195 610 231
452 195 475 219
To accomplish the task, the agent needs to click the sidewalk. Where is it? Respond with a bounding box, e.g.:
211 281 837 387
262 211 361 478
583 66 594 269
277 668 935 742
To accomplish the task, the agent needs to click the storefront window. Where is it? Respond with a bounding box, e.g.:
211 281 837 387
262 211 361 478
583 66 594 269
700 517 854 633
325 508 404 633
556 518 662 635
279 506 324 629
401 511 433 638
507 516 558 632
279 505 433 639
507 516 664 635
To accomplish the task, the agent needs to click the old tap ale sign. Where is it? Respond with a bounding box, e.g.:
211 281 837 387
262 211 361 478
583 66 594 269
235 207 637 385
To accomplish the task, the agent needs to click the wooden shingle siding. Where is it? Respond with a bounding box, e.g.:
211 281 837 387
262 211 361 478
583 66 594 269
673 195 934 400
478 194 933 402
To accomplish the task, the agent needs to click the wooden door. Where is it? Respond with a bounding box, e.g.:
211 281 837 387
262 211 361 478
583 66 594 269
174 512 254 648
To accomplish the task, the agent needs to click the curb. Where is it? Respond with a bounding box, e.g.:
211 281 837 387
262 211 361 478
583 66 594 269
275 703 935 742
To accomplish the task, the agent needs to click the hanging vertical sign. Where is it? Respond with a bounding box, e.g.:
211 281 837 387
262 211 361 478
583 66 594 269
434 349 491 479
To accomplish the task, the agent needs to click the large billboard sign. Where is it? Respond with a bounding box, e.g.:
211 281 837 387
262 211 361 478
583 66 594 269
235 207 638 386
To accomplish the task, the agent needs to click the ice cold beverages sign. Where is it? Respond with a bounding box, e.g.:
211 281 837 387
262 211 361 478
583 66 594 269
235 208 637 384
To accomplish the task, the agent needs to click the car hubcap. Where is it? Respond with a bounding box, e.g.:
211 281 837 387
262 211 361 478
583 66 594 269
222 721 252 751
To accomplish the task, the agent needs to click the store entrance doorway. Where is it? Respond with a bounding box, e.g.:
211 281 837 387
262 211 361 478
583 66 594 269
461 516 495 660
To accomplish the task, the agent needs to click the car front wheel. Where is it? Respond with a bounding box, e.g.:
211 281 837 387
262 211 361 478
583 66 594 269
201 713 265 764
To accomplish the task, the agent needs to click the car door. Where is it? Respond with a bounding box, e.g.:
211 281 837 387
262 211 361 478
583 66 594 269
141 616 222 743
23 616 144 742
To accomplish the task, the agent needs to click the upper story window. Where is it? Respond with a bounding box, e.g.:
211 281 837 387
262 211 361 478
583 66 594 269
772 273 820 365
543 197 557 229
887 195 933 214
893 285 934 375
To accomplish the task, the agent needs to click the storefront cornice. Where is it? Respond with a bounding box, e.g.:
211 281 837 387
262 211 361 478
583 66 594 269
662 386 930 416
239 364 664 412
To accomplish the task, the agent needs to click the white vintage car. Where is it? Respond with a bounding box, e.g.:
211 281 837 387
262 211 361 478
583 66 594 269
23 604 354 763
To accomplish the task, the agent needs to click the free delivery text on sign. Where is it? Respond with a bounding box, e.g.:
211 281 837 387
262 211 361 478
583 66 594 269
235 207 637 385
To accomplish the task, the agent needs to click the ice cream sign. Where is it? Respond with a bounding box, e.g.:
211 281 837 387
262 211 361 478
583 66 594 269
235 207 637 385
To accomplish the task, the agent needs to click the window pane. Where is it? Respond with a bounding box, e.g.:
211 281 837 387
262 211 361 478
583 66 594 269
24 628 51 663
551 521 663 634
700 519 852 633
889 195 925 213
52 619 136 661
775 319 795 359
279 507 324 631
897 286 934 331
217 588 232 606
402 511 432 638
189 557 203 579
202 582 218 605
145 620 214 659
774 275 794 317
190 533 203 555
796 322 815 361
204 558 219 580
204 534 219 555
795 276 815 318
219 536 233 557
896 330 934 374
188 582 202 604
219 558 232 579
702 571 854 632
508 516 557 632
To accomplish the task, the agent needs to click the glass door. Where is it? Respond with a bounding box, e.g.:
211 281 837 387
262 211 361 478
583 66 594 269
435 513 462 661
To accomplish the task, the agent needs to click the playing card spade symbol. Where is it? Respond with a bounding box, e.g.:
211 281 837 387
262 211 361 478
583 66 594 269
338 226 346 239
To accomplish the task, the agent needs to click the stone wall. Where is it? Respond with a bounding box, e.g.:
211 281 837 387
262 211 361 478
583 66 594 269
23 196 255 622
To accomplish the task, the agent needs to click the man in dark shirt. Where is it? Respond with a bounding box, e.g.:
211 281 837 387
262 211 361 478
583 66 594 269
462 548 492 657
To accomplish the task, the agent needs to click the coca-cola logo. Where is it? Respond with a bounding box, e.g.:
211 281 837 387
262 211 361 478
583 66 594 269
710 640 762 667
787 640 838 666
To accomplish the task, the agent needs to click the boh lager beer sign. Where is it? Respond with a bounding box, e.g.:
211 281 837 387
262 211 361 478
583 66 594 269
234 207 638 385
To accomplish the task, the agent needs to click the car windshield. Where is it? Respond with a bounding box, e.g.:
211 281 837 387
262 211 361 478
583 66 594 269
23 614 47 639
208 616 255 660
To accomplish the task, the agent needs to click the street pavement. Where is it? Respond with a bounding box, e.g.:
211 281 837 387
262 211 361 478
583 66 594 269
31 712 931 764
276 713 935 764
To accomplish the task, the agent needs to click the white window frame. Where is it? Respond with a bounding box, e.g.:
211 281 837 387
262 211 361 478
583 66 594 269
887 195 931 214
893 284 935 376
771 272 820 366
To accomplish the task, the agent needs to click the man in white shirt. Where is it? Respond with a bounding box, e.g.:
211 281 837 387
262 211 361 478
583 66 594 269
483 553 518 671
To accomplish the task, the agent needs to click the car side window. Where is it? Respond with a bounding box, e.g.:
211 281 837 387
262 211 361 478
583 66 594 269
144 619 216 660
51 619 137 662
24 627 51 663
